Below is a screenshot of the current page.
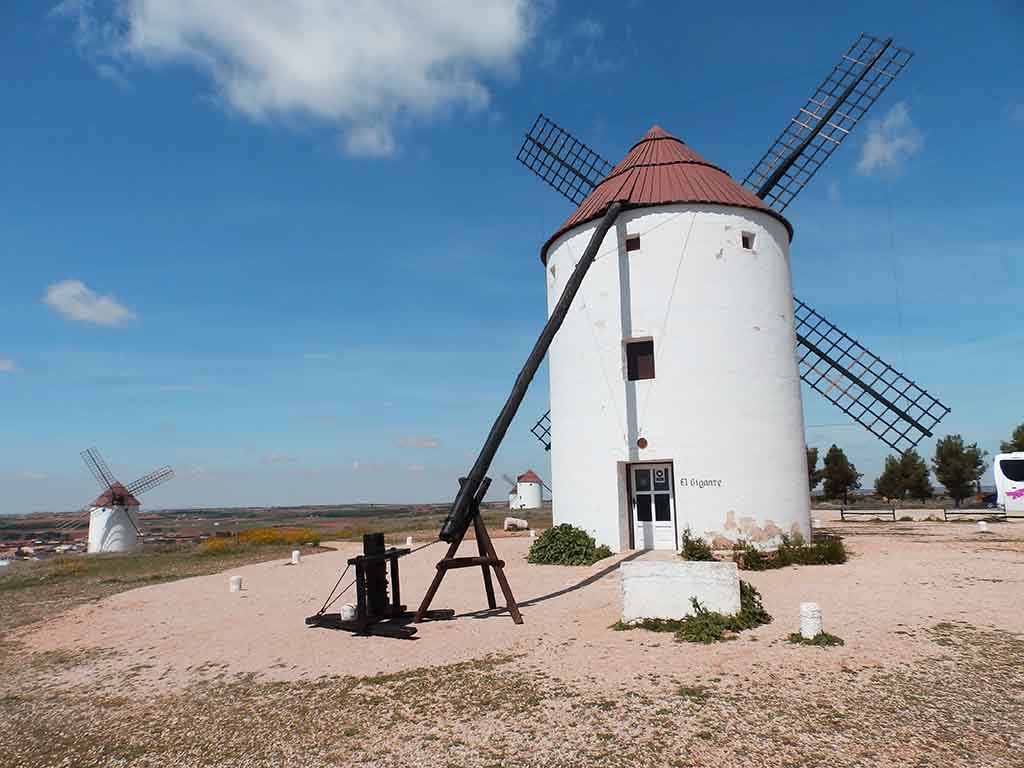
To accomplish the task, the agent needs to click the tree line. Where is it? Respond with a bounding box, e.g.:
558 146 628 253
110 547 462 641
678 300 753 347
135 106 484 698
806 422 1024 507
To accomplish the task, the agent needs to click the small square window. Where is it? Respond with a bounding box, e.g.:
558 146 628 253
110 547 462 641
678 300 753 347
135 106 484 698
625 234 640 252
741 231 756 250
626 339 655 381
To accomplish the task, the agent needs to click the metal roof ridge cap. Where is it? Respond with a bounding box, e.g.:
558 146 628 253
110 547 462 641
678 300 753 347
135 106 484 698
627 133 688 152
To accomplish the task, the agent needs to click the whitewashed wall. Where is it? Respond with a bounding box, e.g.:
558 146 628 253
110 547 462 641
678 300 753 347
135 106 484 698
87 506 141 553
544 203 811 552
513 480 542 510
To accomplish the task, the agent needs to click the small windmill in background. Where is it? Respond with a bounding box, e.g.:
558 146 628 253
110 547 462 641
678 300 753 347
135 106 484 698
78 447 175 553
503 471 550 510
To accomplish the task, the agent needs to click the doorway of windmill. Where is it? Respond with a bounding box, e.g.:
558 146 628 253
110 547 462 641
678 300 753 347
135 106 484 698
628 462 678 550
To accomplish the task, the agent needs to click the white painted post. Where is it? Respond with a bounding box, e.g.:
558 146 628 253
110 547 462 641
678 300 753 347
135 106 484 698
799 602 822 639
529 529 536 539
340 603 357 621
291 550 301 565
229 575 243 593
976 520 988 533
405 536 414 547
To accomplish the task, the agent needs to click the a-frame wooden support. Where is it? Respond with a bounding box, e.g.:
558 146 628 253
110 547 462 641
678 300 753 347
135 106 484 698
414 478 523 624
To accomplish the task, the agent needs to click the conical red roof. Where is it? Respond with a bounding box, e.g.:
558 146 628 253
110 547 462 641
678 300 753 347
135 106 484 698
517 469 542 484
540 125 791 262
92 482 141 507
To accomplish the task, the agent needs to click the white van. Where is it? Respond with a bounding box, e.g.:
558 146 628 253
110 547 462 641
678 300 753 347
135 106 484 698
993 452 1024 514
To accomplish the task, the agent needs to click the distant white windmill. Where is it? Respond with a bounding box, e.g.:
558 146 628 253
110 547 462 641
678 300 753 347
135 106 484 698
504 470 545 511
80 447 175 553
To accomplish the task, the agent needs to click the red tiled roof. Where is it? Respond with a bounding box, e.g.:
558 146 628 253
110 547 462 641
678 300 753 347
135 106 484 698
92 482 141 507
517 470 542 484
540 125 792 263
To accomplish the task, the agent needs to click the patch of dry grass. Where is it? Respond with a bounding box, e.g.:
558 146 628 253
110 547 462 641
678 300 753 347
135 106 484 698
1 622 1022 767
197 526 321 554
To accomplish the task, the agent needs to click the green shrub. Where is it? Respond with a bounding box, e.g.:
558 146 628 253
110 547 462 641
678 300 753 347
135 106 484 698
734 534 846 570
527 524 612 566
736 579 773 627
612 580 772 643
733 541 768 571
680 529 715 561
787 631 844 647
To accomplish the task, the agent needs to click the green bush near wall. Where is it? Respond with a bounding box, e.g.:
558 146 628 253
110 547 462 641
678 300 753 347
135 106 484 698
527 524 612 566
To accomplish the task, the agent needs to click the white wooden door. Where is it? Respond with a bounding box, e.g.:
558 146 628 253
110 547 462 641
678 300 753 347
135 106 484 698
631 464 676 550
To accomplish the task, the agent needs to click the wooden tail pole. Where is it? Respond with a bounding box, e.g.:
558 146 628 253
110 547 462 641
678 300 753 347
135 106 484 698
414 477 523 624
439 201 625 543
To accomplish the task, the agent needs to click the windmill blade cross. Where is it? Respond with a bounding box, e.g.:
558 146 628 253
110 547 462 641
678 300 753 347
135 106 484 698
81 447 117 489
531 410 552 451
55 515 88 531
794 298 949 454
517 114 614 206
126 466 175 496
742 34 913 212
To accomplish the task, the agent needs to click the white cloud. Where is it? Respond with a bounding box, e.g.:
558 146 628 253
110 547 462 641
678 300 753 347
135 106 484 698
827 180 841 203
260 453 295 465
351 460 389 472
43 279 136 326
857 102 923 176
16 471 48 481
0 358 17 372
572 18 604 40
395 435 440 449
59 0 535 157
1011 103 1024 124
540 14 623 75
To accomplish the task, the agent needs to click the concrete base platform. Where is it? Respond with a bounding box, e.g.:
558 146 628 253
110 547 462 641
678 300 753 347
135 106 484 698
620 560 740 621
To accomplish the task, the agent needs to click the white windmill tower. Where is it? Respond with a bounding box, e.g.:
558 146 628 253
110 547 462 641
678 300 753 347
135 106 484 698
80 447 175 553
504 471 545 510
419 35 951 627
513 35 950 552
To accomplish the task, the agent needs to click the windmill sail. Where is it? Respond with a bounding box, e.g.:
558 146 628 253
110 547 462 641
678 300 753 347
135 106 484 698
517 114 613 205
531 410 552 451
742 34 913 211
126 466 175 496
81 447 116 489
794 298 949 454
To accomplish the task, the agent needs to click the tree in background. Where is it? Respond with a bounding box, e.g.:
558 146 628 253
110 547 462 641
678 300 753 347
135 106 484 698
902 451 934 501
1000 423 1024 453
875 450 932 502
932 435 987 508
874 455 904 501
806 447 823 493
821 444 862 504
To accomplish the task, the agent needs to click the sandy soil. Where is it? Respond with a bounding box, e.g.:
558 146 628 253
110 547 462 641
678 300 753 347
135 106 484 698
20 519 1024 690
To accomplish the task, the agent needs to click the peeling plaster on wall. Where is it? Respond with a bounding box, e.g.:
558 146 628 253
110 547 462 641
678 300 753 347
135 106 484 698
707 509 800 549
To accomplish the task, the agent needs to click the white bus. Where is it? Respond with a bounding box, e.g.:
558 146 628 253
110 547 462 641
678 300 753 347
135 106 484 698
993 452 1024 514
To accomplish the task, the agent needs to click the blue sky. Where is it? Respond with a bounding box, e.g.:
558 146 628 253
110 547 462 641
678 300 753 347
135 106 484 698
1 1 1021 514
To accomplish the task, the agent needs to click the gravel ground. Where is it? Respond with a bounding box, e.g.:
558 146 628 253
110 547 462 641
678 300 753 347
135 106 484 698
2 520 1023 767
